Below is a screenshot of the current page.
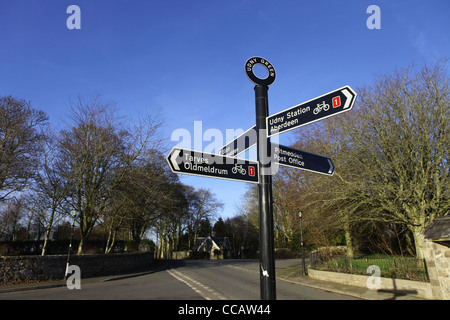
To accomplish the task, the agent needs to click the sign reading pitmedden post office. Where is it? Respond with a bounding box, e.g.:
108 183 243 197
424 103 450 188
273 144 335 176
167 147 259 183
267 86 357 137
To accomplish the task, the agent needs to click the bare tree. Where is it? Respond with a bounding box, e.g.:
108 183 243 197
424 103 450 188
346 61 450 258
154 181 187 258
57 95 164 254
188 188 223 245
101 150 173 253
0 196 25 241
288 60 450 259
0 96 48 201
33 131 73 255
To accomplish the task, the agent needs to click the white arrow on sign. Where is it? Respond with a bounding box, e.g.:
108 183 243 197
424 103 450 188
342 88 353 109
327 159 334 174
170 148 181 170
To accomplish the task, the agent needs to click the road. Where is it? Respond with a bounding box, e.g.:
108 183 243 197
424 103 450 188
0 259 356 300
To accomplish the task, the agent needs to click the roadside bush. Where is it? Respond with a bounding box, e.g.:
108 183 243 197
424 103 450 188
311 254 429 282
313 246 347 261
274 248 301 259
0 240 131 256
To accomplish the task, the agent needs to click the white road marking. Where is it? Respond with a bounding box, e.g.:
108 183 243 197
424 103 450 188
166 269 227 300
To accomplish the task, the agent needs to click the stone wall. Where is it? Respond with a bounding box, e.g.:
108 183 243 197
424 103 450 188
0 252 154 283
423 239 450 300
308 268 432 299
308 240 450 300
172 251 191 259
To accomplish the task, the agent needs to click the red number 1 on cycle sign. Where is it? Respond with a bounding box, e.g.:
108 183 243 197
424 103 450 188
332 96 341 108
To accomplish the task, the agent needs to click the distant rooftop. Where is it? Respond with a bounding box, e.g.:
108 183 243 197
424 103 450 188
424 216 450 242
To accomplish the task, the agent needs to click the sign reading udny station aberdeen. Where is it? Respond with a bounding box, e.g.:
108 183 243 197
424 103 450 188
267 86 357 137
166 57 356 300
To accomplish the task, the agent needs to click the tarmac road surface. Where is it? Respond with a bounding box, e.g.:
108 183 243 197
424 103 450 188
0 259 356 300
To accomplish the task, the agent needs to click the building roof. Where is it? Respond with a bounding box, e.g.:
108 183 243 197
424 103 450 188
424 216 450 242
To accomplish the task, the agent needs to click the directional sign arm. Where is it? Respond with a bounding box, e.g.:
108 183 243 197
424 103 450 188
218 125 257 157
267 86 357 137
272 144 335 176
166 147 259 183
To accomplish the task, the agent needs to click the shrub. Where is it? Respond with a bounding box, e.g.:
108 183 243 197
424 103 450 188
313 246 347 261
274 248 300 259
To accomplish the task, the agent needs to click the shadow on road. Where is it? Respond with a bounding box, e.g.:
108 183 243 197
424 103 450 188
102 259 172 282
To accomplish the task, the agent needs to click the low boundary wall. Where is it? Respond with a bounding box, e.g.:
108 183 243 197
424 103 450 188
0 252 154 283
308 268 433 299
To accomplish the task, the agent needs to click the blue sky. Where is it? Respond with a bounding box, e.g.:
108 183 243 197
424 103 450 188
1 0 449 221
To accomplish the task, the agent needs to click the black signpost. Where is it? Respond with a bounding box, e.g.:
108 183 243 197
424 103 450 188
166 56 356 301
246 57 277 300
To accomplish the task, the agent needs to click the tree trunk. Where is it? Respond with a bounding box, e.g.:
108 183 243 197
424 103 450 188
77 237 84 255
41 225 52 256
411 226 425 259
344 215 354 258
104 228 117 254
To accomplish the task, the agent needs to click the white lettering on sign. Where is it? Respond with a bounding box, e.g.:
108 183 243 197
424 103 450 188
268 106 311 134
184 153 209 165
269 116 284 125
269 118 298 134
289 157 305 167
260 59 275 77
286 106 310 119
273 153 286 163
183 162 228 175
246 58 257 72
274 146 305 167
246 58 275 78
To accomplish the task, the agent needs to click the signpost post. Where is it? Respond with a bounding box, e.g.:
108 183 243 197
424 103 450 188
299 211 306 276
246 57 277 300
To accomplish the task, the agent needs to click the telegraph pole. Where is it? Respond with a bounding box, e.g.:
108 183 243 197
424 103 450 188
299 211 306 276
